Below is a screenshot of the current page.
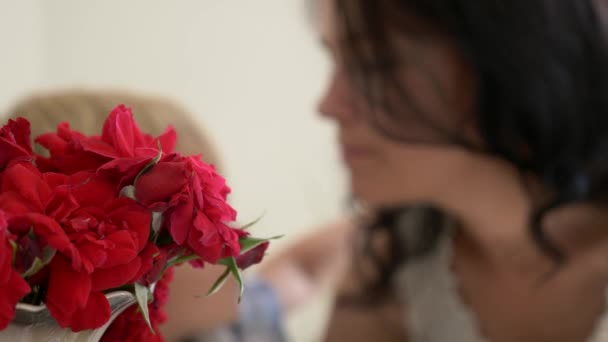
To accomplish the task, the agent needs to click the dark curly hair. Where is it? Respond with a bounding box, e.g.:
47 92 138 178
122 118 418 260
335 0 608 299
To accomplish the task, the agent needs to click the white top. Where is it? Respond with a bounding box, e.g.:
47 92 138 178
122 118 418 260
395 226 608 342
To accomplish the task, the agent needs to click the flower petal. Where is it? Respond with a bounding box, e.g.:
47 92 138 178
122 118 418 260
63 291 111 331
91 257 142 292
46 256 91 327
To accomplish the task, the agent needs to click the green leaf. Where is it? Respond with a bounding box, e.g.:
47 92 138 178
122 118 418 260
41 246 56 264
226 257 244 303
217 257 231 267
239 235 283 254
22 258 44 278
166 253 199 268
239 213 266 230
205 267 231 297
134 283 153 332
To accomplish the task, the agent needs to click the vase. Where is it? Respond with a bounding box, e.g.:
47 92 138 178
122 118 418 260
0 291 136 342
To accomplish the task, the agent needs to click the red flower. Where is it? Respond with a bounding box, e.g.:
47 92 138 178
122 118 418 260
0 211 30 330
101 267 174 342
100 105 176 158
36 105 176 176
0 162 152 331
0 162 80 268
35 123 110 174
236 241 270 270
134 154 241 265
45 196 152 331
0 109 274 334
0 118 33 169
133 161 189 208
0 161 53 214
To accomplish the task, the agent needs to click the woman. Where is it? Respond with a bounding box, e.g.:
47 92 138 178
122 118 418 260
317 0 608 341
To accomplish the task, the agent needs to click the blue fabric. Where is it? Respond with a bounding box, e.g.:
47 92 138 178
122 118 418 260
192 275 287 342
229 275 287 342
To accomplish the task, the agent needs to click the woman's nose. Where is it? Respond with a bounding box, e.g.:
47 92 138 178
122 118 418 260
317 68 357 123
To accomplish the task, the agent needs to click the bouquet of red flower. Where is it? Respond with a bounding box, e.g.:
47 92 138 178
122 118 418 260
0 105 273 338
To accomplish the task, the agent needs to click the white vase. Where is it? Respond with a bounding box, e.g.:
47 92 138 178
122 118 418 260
0 291 136 342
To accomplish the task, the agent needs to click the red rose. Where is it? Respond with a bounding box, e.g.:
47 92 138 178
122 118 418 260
0 162 152 331
100 104 175 158
45 196 151 331
36 105 176 176
0 107 274 335
133 161 189 208
35 123 111 174
185 211 240 264
0 162 80 268
0 161 53 214
236 241 270 270
134 155 241 264
0 118 33 169
0 211 30 330
101 267 174 342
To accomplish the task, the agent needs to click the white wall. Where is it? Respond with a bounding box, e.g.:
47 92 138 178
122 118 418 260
1 1 345 341
0 1 44 111
39 0 346 238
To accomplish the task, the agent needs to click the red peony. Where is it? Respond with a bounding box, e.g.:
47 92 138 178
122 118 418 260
0 161 81 268
0 211 30 330
101 267 174 342
134 154 240 265
236 241 270 270
0 118 33 169
0 161 153 330
0 106 274 334
36 105 176 177
44 195 152 331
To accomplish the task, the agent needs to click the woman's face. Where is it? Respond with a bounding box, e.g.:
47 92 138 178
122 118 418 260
317 0 480 207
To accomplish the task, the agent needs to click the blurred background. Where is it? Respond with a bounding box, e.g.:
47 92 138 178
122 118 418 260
0 1 346 341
